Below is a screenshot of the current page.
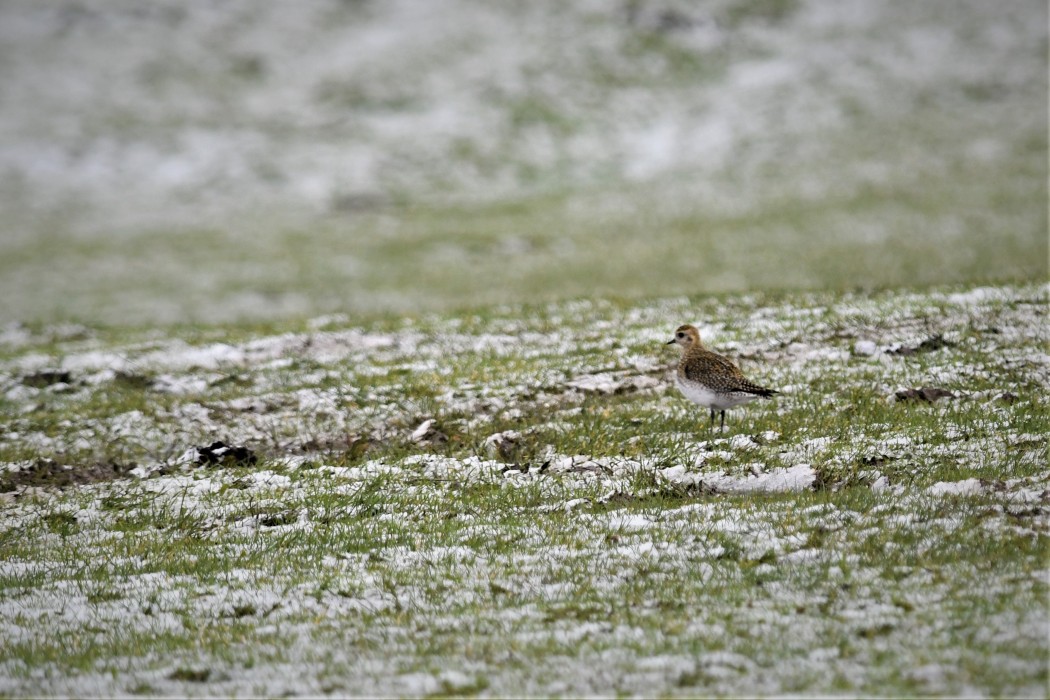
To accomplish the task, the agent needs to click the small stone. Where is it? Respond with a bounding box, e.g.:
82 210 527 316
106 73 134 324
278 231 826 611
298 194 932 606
195 441 257 467
894 386 955 403
410 419 447 444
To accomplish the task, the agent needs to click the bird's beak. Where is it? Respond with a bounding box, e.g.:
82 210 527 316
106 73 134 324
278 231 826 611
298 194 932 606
666 339 676 345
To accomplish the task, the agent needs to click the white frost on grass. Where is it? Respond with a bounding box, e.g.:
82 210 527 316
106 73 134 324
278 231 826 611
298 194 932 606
140 342 245 371
729 434 759 451
142 474 223 497
151 373 212 395
664 463 818 494
604 513 654 533
946 287 1012 306
780 436 835 464
0 443 1045 698
538 497 590 513
401 454 504 481
854 339 878 356
0 282 1047 697
565 372 661 396
247 471 292 489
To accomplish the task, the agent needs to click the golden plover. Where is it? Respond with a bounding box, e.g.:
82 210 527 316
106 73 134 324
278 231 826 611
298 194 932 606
667 324 777 431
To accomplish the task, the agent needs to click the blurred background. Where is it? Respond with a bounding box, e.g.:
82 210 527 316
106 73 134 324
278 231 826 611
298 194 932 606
0 0 1046 326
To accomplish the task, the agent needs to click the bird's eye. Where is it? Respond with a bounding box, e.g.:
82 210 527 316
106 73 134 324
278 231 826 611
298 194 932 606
676 332 684 338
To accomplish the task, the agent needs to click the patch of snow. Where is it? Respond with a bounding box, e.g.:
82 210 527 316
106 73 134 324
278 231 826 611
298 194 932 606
664 463 817 494
606 513 654 532
854 339 878 356
249 471 292 489
484 430 522 457
729 434 758 450
783 548 824 564
927 479 985 497
539 498 589 513
802 436 834 453
395 673 441 697
437 670 478 693
142 342 245 371
151 374 210 395
946 287 1008 305
306 313 349 330
697 650 756 674
1008 433 1045 446
0 324 32 348
660 465 687 481
144 474 223 496
410 419 438 443
565 372 660 395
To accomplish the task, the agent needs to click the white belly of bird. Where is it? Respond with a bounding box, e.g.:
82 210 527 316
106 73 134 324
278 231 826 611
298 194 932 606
676 376 759 411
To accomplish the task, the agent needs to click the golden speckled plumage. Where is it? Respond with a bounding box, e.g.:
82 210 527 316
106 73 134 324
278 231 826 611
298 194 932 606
667 324 777 430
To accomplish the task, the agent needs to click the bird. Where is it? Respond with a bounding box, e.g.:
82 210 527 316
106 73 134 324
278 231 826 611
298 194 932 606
667 324 777 431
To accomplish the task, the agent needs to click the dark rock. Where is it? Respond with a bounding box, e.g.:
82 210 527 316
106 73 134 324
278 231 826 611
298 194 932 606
195 441 257 468
168 668 211 683
894 386 955 403
888 334 955 356
22 370 72 388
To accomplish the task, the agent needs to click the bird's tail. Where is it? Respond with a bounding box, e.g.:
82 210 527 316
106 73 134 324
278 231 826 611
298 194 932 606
741 383 778 398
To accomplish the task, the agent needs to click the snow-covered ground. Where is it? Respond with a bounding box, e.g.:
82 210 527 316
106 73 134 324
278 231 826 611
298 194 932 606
0 0 1045 324
2 0 1043 227
0 281 1046 696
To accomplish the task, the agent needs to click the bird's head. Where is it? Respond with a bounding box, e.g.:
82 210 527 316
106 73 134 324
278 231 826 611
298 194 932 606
667 324 702 350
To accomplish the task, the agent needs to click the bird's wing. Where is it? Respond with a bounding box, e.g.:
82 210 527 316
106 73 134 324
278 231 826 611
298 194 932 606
683 351 776 396
681 351 744 384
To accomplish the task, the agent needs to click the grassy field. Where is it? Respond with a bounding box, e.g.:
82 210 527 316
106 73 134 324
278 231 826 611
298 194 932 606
5 163 1045 326
1 0 1046 325
0 1 1046 695
0 281 1046 696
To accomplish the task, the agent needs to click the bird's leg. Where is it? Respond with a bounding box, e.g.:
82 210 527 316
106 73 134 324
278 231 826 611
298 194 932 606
719 410 726 432
709 408 716 430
